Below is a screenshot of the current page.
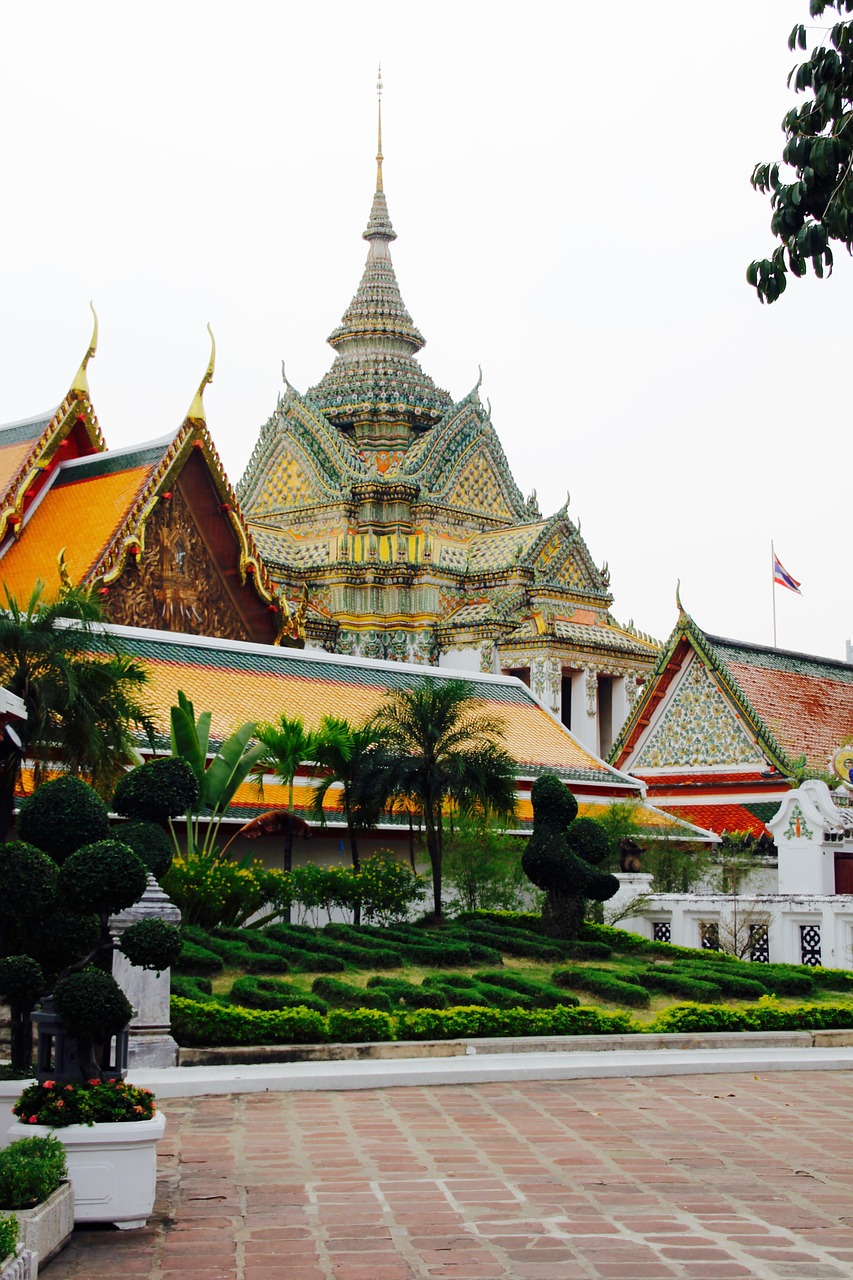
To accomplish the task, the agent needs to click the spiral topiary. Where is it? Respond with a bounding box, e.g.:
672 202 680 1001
17 776 109 863
115 820 173 881
52 966 133 1044
113 756 198 824
119 918 183 973
58 840 149 919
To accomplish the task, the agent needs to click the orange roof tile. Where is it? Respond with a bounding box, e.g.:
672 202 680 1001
0 464 152 597
0 437 44 504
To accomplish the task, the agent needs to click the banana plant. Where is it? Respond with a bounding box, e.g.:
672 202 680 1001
170 690 265 858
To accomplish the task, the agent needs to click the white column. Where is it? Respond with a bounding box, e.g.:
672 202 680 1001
611 676 629 746
570 667 598 753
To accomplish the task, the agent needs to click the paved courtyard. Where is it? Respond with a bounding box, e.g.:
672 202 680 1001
46 1070 853 1280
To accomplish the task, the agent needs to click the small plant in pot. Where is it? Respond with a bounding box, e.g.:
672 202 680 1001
0 1135 72 1266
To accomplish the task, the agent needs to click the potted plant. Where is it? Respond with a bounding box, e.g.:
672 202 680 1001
0 1213 34 1280
9 1080 164 1230
0 1135 73 1266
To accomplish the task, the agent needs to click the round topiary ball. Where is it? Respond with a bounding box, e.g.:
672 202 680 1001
27 904 101 983
53 966 133 1042
113 757 199 824
115 820 173 881
58 839 149 918
0 841 58 925
17 777 110 863
565 816 611 866
0 955 44 1006
530 774 579 829
119 918 183 972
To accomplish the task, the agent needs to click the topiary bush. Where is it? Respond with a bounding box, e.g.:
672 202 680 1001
114 820 173 881
53 966 133 1045
119 918 184 973
170 995 326 1046
474 971 580 1009
311 977 393 1012
58 840 149 919
365 977 448 1009
230 976 328 1015
172 939 225 976
0 1135 66 1210
521 774 618 939
170 973 214 1001
327 1008 394 1043
17 776 110 863
113 756 199 825
551 967 651 1007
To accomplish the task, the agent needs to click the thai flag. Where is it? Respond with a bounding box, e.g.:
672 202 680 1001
773 554 802 594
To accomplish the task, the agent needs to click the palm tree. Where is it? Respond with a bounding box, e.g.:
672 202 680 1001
0 580 153 838
250 714 320 894
310 716 389 925
371 678 518 918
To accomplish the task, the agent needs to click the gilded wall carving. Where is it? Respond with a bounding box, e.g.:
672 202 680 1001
633 656 763 770
107 488 247 641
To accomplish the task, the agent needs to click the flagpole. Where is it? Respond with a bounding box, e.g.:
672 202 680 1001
771 539 777 648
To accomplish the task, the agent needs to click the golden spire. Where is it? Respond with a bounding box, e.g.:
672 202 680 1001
376 63 384 192
187 324 215 424
70 302 99 397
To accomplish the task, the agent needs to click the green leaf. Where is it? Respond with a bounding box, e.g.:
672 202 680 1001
202 723 263 814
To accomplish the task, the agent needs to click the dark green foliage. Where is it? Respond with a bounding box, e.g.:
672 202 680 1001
17 777 109 863
0 1214 19 1262
58 839 148 918
749 2 853 302
119 918 183 972
53 966 133 1042
170 973 213 1001
809 967 853 993
636 970 723 1002
0 1135 66 1211
557 940 613 961
460 923 562 960
395 1004 636 1041
327 1008 394 1042
580 922 653 952
0 957 44 1006
474 970 580 1008
652 1001 853 1034
115 820 173 880
365 977 448 1009
264 923 402 969
170 995 326 1046
311 976 393 1012
455 909 543 933
422 973 483 993
551 967 651 1008
113 756 199 824
673 966 767 1001
25 904 100 984
0 842 57 930
230 976 328 1014
173 939 225 976
522 774 618 940
197 934 290 975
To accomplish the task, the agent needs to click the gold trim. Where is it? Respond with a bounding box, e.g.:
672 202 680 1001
70 303 98 397
186 324 215 424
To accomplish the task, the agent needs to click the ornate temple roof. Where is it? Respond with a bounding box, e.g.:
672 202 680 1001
89 621 713 838
611 607 853 779
306 82 452 424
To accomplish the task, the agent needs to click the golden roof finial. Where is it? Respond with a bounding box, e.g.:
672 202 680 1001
70 302 99 397
187 324 216 424
376 63 384 192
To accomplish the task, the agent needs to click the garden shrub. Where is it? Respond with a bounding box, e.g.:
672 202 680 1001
809 967 853 993
396 1003 635 1041
185 932 290 974
173 939 224 976
17 776 110 863
311 977 393 1012
460 924 563 960
53 966 133 1042
114 820 173 881
551 967 650 1007
456 910 543 933
474 970 580 1008
580 922 653 953
230 976 328 1015
0 1214 18 1263
647 999 853 1034
556 940 613 961
170 996 326 1046
113 756 199 825
365 977 448 1009
636 970 723 1002
119 917 184 972
674 967 767 1000
423 974 483 993
163 853 275 930
0 1135 66 1210
171 973 214 1001
59 839 149 918
327 1008 394 1042
265 923 402 969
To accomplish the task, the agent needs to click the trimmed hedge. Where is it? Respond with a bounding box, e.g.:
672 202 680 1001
171 973 214 1001
366 977 448 1009
231 976 328 1015
395 1004 635 1041
174 940 224 976
474 970 580 1009
265 923 403 969
311 977 393 1013
552 967 651 1008
650 1000 853 1034
636 970 723 1002
170 996 326 1046
327 1009 394 1043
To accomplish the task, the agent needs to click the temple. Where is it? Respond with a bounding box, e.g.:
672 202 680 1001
0 320 285 646
609 600 853 836
238 77 660 758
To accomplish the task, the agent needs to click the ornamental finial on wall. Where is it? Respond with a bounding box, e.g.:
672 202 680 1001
70 302 99 398
187 324 216 424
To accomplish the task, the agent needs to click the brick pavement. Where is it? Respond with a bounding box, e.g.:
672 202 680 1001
45 1070 853 1279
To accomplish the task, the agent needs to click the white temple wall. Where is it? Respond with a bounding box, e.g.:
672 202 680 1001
438 647 482 674
570 668 598 753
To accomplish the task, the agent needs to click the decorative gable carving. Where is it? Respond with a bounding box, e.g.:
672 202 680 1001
106 486 248 641
633 655 764 770
442 445 516 521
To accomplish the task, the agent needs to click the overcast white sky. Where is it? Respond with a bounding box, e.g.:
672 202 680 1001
0 2 849 662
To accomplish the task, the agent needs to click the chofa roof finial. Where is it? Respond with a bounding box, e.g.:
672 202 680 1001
675 578 685 613
187 324 216 424
70 302 98 397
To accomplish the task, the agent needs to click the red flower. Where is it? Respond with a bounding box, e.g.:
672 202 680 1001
28 1116 37 1124
42 1080 55 1089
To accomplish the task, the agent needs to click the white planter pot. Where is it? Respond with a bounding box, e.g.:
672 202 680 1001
6 1114 166 1230
15 1180 74 1267
0 1248 36 1280
0 1084 33 1153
